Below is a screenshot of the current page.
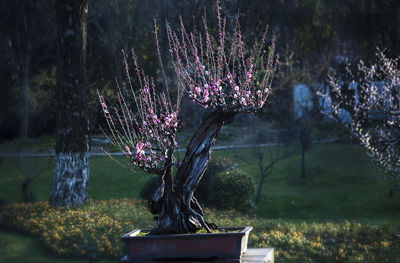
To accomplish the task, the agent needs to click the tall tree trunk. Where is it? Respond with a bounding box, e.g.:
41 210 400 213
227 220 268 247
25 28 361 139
255 154 266 203
20 55 30 140
151 111 235 234
255 172 266 203
50 0 89 207
301 144 306 179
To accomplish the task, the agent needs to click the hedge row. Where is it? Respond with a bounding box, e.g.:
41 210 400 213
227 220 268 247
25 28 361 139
1 199 399 262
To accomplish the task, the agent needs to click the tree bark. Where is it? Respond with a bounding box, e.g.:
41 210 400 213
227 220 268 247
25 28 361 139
49 0 89 207
255 154 266 203
255 173 266 203
301 144 306 179
151 111 235 234
19 55 30 140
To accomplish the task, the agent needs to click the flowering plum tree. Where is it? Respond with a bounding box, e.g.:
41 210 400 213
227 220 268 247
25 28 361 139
99 1 278 234
326 50 400 195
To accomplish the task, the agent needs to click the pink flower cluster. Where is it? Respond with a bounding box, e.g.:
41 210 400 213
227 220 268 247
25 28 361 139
186 62 270 110
98 49 180 174
168 0 278 113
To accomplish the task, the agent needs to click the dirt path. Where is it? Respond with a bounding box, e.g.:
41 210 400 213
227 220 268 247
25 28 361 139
0 138 338 158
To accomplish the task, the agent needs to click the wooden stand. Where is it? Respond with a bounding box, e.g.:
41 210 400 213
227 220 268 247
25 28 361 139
121 248 274 263
242 248 274 263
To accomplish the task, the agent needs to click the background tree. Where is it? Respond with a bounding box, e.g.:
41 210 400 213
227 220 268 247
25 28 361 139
3 0 55 140
1 0 400 141
13 155 52 203
235 116 293 203
265 51 326 180
326 50 400 195
49 0 90 207
293 84 323 179
89 0 152 84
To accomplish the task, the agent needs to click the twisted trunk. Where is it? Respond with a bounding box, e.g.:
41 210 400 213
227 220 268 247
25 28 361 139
151 111 235 234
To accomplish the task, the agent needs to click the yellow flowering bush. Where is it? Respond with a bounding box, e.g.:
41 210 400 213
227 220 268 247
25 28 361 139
0 199 154 260
197 209 399 262
0 200 399 262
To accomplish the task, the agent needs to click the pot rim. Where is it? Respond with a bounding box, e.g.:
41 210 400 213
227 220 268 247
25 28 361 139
121 226 253 240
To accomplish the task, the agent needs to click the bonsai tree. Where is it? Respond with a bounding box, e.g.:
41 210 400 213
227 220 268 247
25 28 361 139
99 1 278 234
325 49 400 195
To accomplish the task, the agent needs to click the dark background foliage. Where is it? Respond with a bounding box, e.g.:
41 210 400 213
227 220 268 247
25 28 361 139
1 0 399 141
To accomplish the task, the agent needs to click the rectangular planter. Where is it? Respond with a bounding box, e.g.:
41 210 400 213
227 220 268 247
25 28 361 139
121 226 252 262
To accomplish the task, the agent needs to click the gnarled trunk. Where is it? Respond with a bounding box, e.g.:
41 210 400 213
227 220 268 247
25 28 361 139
151 111 235 234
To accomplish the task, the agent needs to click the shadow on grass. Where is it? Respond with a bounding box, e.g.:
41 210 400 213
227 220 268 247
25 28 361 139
0 227 116 263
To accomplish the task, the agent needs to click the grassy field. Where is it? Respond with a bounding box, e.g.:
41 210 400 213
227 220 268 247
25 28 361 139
217 143 400 223
0 141 399 262
1 142 398 221
0 229 115 263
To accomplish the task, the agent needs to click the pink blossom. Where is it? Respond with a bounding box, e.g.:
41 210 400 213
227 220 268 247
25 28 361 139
101 103 109 114
136 142 145 157
125 146 132 155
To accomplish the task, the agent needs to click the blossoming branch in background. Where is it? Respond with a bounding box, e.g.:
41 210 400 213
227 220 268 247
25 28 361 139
326 49 400 193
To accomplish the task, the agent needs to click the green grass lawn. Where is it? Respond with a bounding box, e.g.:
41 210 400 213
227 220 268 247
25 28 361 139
0 142 399 262
1 142 399 220
0 228 111 263
216 143 400 223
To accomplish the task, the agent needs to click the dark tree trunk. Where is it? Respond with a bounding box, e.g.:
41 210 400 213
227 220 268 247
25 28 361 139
151 111 235 234
255 155 266 203
255 175 266 203
20 55 30 140
301 144 306 179
22 177 33 202
49 0 89 207
255 169 267 203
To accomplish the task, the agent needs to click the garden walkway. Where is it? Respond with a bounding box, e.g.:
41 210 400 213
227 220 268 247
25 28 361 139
0 138 337 158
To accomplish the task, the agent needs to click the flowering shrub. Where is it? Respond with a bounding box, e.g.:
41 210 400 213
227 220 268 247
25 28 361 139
250 221 400 262
325 50 400 194
0 199 153 259
1 200 399 262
